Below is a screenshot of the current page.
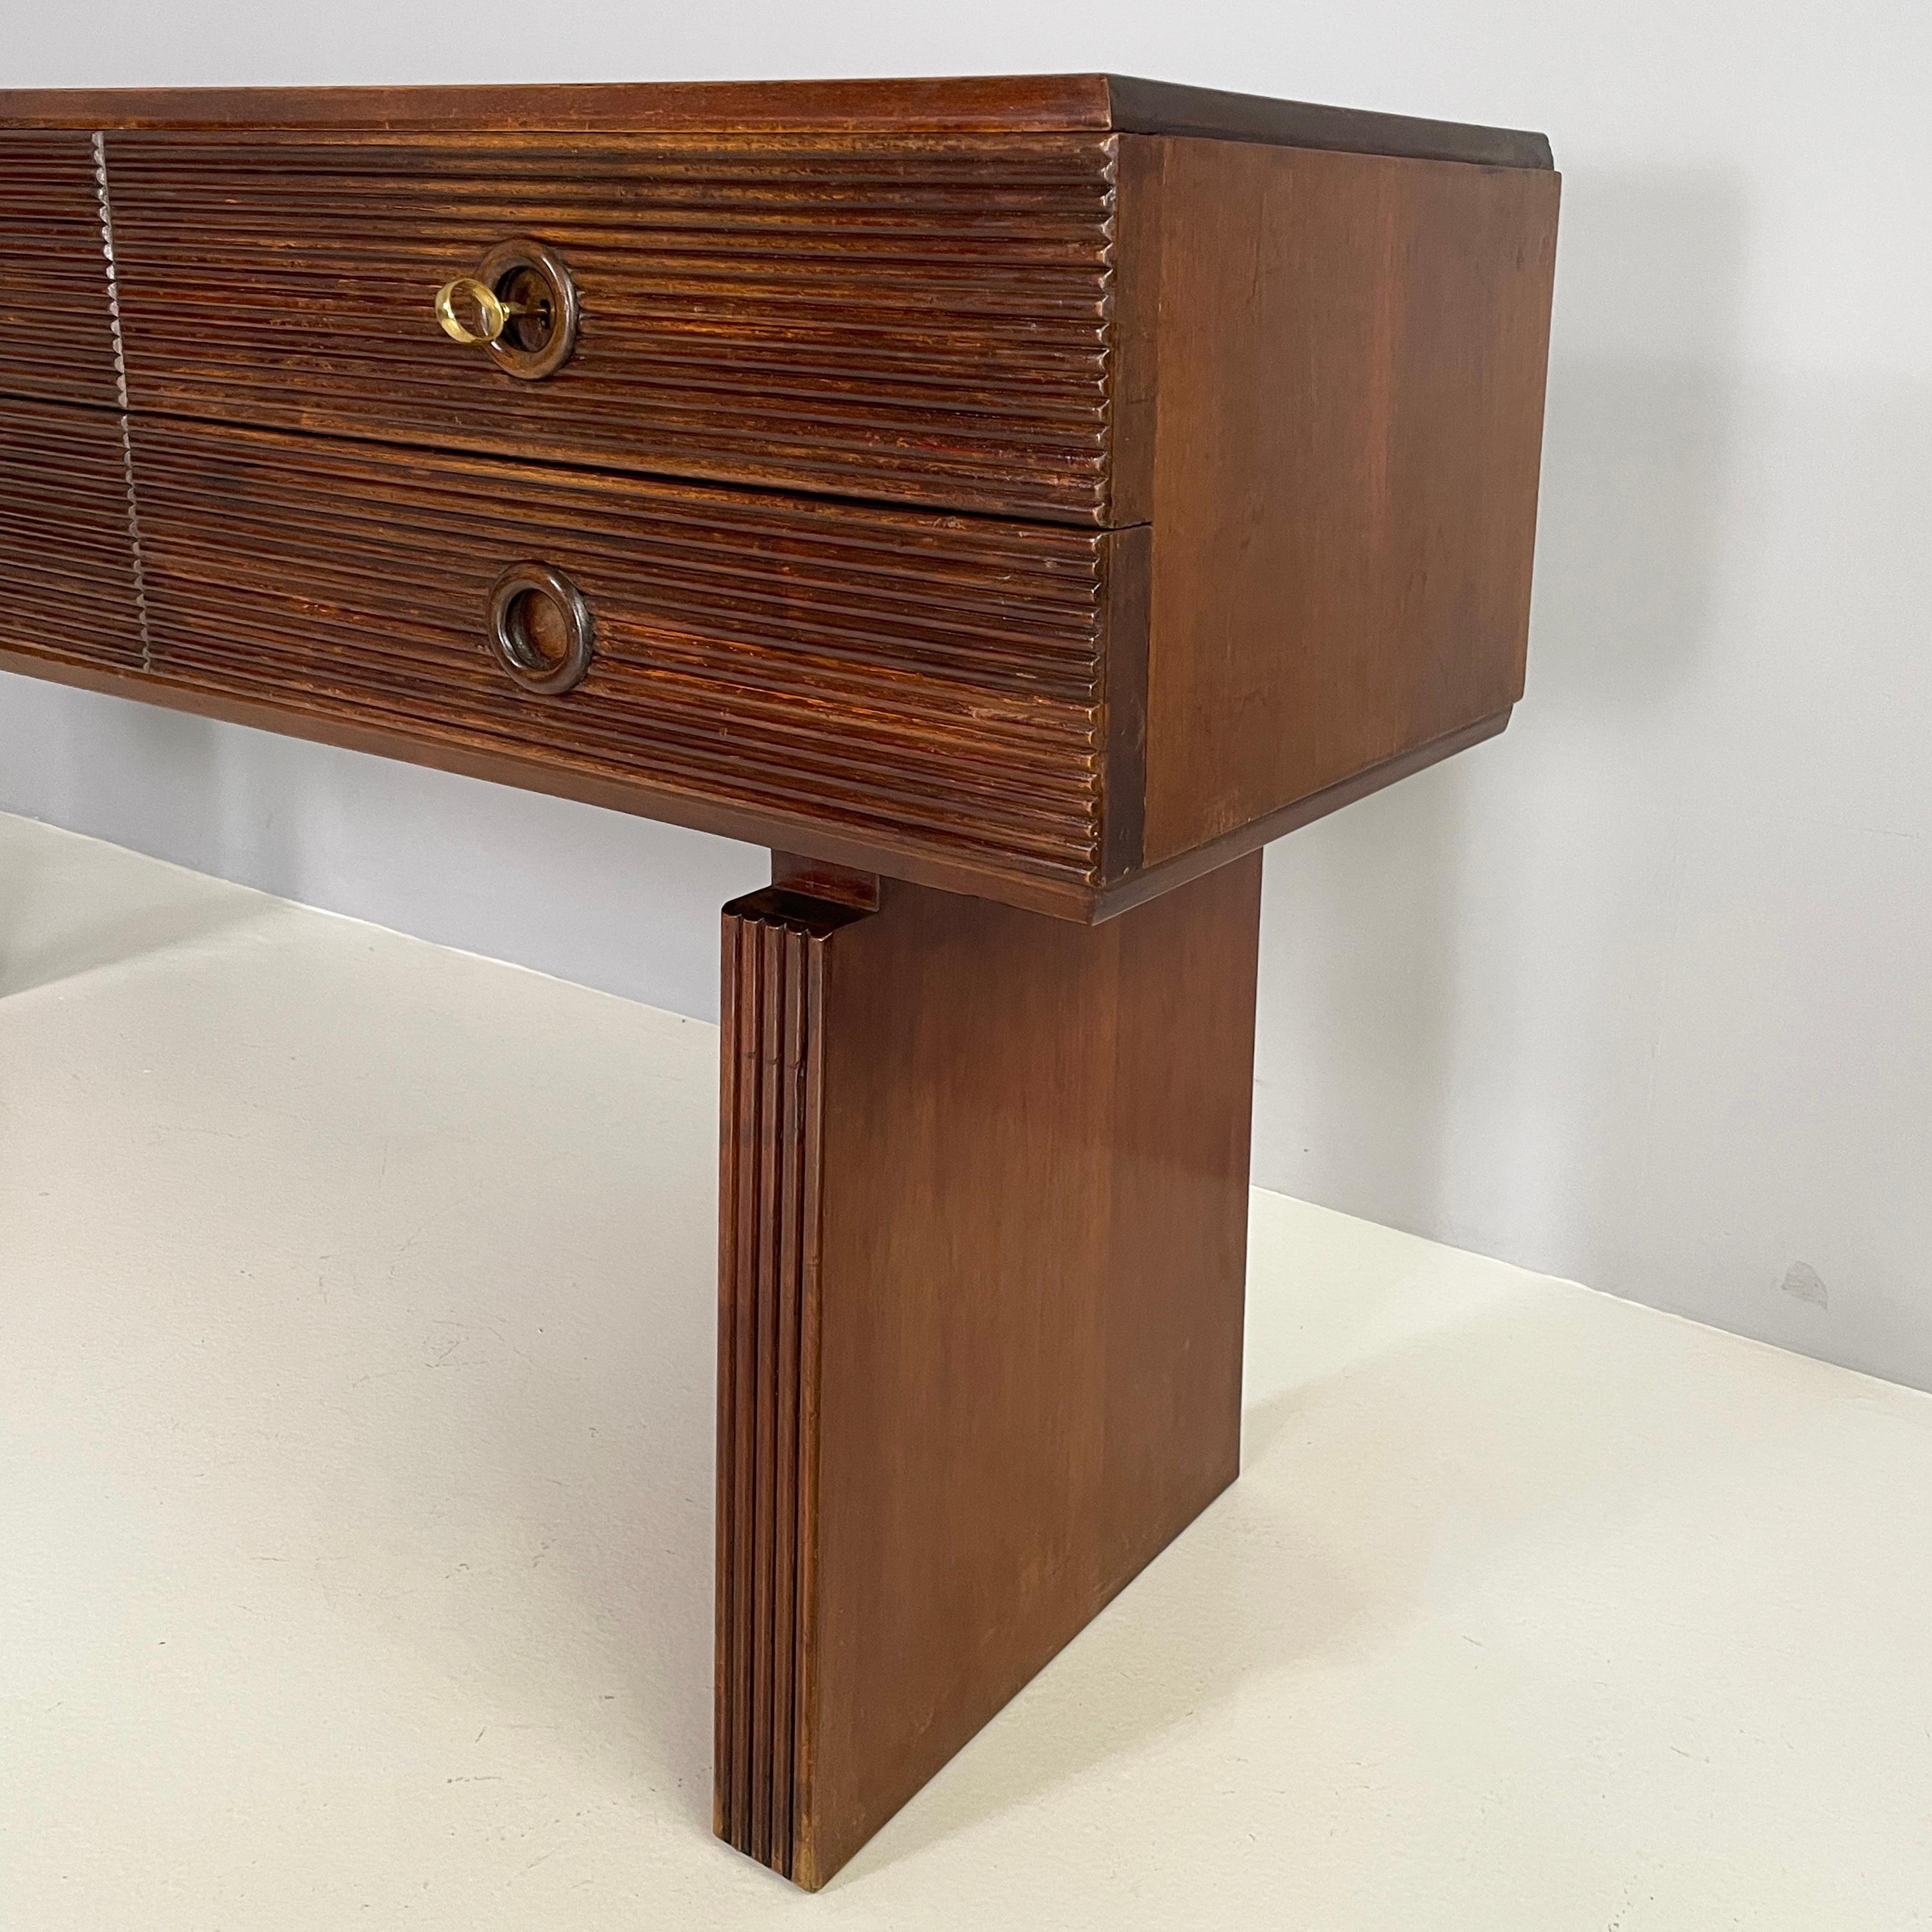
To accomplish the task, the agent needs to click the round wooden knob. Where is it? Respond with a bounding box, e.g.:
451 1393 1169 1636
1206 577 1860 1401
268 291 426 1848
487 562 595 695
432 239 579 381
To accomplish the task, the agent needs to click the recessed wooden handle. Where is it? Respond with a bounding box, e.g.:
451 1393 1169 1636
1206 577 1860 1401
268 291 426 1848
432 237 579 381
487 561 595 695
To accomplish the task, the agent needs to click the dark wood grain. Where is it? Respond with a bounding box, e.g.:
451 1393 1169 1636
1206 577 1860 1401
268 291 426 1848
0 131 122 409
0 639 1124 919
0 107 1558 921
0 75 1562 1895
1105 75 1550 167
0 395 143 671
125 415 1122 894
1117 136 1560 867
718 853 1261 1887
0 76 1552 168
100 129 1122 523
716 887 860 1875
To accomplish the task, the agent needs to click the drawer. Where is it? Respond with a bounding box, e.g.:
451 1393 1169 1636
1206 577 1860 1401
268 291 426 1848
102 132 1120 523
128 418 1131 888
0 133 123 408
0 395 143 670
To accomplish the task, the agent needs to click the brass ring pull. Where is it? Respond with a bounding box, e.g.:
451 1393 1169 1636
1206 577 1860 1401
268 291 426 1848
431 239 580 381
487 561 595 695
435 275 524 346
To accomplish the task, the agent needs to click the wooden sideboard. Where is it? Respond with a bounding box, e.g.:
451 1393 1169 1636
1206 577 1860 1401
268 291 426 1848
0 75 1559 1887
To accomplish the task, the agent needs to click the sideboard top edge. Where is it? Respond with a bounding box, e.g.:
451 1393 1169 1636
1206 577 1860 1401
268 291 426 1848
0 73 1552 167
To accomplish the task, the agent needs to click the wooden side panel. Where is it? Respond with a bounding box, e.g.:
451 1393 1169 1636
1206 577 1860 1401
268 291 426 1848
0 395 143 671
1133 137 1559 865
0 131 121 409
127 416 1111 892
101 131 1120 523
715 855 1261 1887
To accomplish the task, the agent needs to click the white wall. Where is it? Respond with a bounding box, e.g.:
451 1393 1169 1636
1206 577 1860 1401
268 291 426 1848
8 1 1930 1387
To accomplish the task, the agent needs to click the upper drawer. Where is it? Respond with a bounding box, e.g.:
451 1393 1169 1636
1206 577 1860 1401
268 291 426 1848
0 132 122 408
100 132 1121 523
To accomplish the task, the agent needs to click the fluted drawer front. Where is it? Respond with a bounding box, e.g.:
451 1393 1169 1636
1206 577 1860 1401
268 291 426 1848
0 133 121 408
129 418 1111 884
102 132 1119 523
0 395 143 670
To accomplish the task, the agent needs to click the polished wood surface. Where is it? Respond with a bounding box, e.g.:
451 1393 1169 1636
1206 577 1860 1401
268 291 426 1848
0 75 1551 167
0 396 144 671
0 132 123 409
0 639 1118 919
1119 139 1560 862
0 77 1558 1890
719 854 1261 1886
121 415 1128 896
103 131 1121 523
0 87 1558 918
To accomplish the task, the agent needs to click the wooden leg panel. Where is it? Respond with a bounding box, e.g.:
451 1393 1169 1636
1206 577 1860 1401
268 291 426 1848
717 857 1262 1887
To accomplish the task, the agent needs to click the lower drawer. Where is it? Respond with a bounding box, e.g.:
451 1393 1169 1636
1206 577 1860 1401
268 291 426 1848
127 419 1125 891
0 395 144 671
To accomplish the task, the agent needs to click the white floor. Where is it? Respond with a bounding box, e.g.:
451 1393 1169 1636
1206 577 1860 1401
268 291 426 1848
1 810 1928 1931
